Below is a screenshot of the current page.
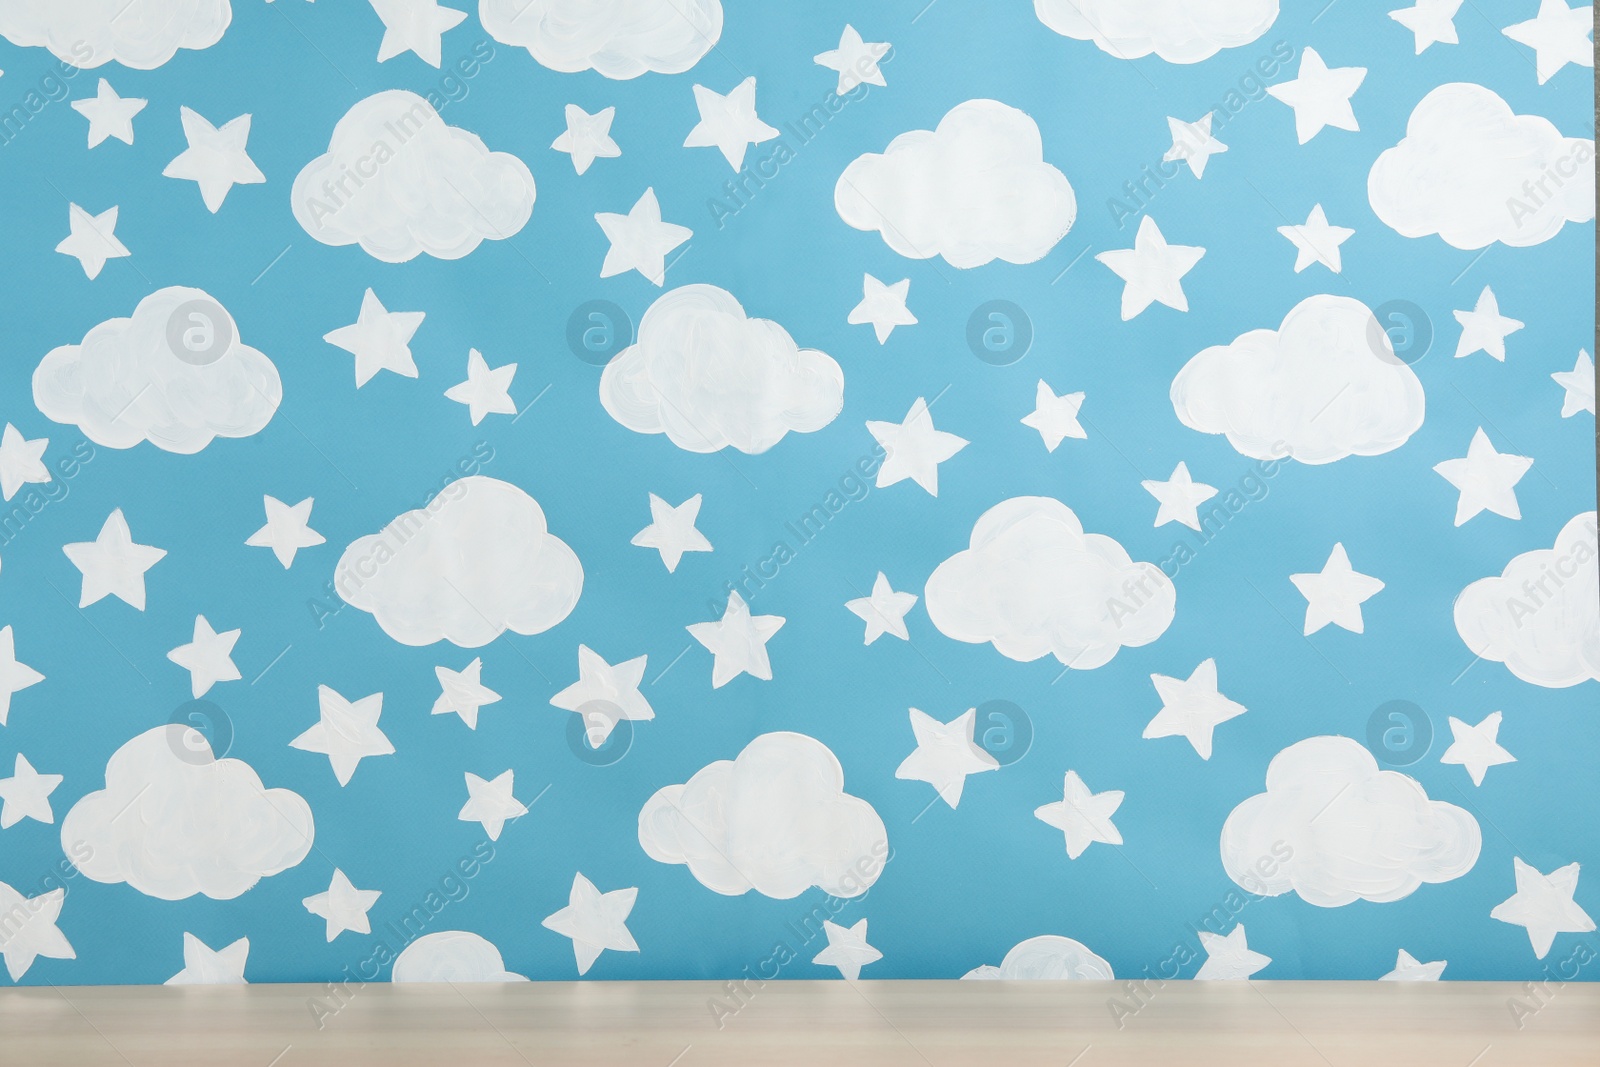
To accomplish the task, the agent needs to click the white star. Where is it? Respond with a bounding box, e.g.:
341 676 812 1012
848 274 916 344
687 592 785 688
1021 380 1087 452
813 25 891 94
369 0 466 67
1381 949 1448 981
684 77 779 170
324 288 424 386
812 918 883 980
162 107 265 213
549 645 654 746
1267 47 1366 144
55 203 129 279
1552 350 1595 417
1163 113 1227 178
0 754 62 828
166 933 248 985
595 188 692 286
1390 0 1463 53
432 658 500 729
71 78 147 147
866 397 968 496
63 509 167 610
444 348 517 425
552 104 620 175
0 885 73 981
1290 543 1384 635
1453 286 1524 361
302 869 382 942
290 686 394 786
1277 204 1354 273
1034 770 1123 859
1502 0 1594 84
1096 216 1205 320
1433 427 1533 525
1195 925 1271 980
631 493 713 573
1441 711 1517 786
1491 857 1595 958
1142 462 1218 531
0 626 44 727
166 615 242 698
245 495 325 569
895 707 999 808
1143 659 1247 760
846 572 918 645
0 424 50 501
541 872 639 976
458 769 528 841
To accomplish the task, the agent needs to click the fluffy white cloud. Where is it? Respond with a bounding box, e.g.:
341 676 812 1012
599 284 843 454
962 935 1114 980
925 497 1175 669
291 90 537 263
1454 512 1599 689
1221 736 1481 907
392 931 528 982
638 732 887 900
1034 0 1278 64
60 726 314 901
834 99 1076 269
1368 83 1594 249
478 0 722 79
1170 294 1425 464
335 476 583 648
0 0 229 69
32 286 281 455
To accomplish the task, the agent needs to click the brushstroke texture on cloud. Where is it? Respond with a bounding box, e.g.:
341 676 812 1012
478 0 721 79
0 0 230 69
962 935 1115 980
1034 0 1279 64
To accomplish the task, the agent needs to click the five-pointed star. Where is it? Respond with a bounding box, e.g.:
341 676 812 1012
0 626 44 727
1433 427 1533 525
1441 711 1517 786
0 424 50 501
541 872 639 976
552 103 620 175
595 188 692 286
166 933 248 985
1021 380 1087 451
290 686 395 786
432 658 501 729
848 274 916 343
1143 659 1248 760
0 887 73 981
302 869 382 942
867 397 968 497
1502 0 1594 84
687 592 785 688
813 919 883 980
55 203 130 279
0 754 63 828
549 644 654 746
1096 216 1205 320
1277 204 1354 273
631 493 713 573
1267 47 1367 144
370 0 466 67
459 769 528 840
72 78 147 147
162 107 265 213
1163 113 1228 178
846 572 919 645
895 707 999 808
324 288 425 386
444 348 517 424
1491 857 1596 958
1290 543 1384 636
246 495 325 569
814 25 891 94
684 77 779 170
166 615 242 698
1195 925 1271 980
63 509 167 610
1034 770 1124 859
1381 948 1448 981
1453 286 1524 360
1552 350 1595 417
1142 461 1218 531
1389 0 1463 53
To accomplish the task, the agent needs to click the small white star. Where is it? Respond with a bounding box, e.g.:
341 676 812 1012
1291 543 1384 635
595 187 692 286
459 769 528 841
1454 286 1524 361
444 348 517 425
324 289 425 386
1267 47 1366 144
166 615 242 698
867 397 968 496
1491 857 1595 958
631 493 713 573
1552 351 1595 417
245 495 325 569
1381 948 1448 981
845 572 918 645
1389 0 1463 53
0 885 73 981
302 869 382 942
162 107 265 213
1143 659 1247 760
1196 925 1271 980
0 424 50 502
687 592 785 688
1096 216 1205 320
0 626 44 727
290 686 394 786
63 509 167 610
1277 204 1354 273
551 104 620 175
549 645 654 747
1433 427 1533 525
1163 113 1227 178
432 658 500 729
541 872 639 976
684 77 779 170
1021 380 1087 452
166 933 248 985
895 707 999 808
0 754 63 828
1142 462 1218 531
71 78 147 147
812 918 883 980
1502 0 1594 84
369 0 467 67
1034 770 1123 859
813 26 891 94
55 203 130 279
1441 711 1517 786
848 274 916 344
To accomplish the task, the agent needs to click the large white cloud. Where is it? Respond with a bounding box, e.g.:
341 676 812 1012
1034 0 1278 64
0 0 229 69
925 497 1175 669
834 99 1077 269
1221 736 1481 907
335 476 582 648
291 90 537 263
60 726 314 901
33 286 281 455
1454 512 1599 689
1170 294 1425 465
962 935 1114 980
637 732 888 900
392 931 528 983
1368 83 1595 249
478 0 721 79
599 284 843 454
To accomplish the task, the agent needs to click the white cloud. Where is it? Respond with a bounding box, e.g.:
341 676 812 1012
0 0 229 69
1221 735 1481 907
478 0 722 79
32 286 281 455
599 284 843 454
60 726 314 901
638 732 887 900
335 475 583 648
1454 512 1599 689
1034 0 1279 64
392 931 528 982
924 497 1175 669
1170 294 1425 464
962 935 1114 980
291 90 537 263
1368 82 1594 249
835 99 1076 269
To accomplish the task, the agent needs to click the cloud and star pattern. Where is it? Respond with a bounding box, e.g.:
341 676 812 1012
0 0 1592 989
